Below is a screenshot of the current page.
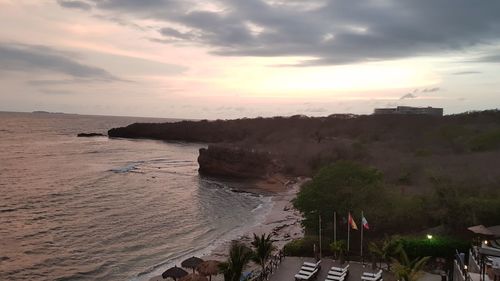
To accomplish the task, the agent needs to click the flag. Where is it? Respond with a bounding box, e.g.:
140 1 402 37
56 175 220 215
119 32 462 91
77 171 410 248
348 212 358 230
362 216 369 230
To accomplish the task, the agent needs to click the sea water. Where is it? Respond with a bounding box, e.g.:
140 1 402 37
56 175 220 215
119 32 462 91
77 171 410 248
0 112 271 281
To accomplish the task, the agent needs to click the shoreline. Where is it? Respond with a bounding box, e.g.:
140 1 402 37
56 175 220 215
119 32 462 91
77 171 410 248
146 177 308 281
202 177 307 261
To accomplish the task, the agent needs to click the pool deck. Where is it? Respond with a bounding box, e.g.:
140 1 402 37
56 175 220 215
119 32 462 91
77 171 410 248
268 257 395 281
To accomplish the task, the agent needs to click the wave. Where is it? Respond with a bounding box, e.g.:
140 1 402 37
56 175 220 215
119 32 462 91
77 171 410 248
134 194 274 281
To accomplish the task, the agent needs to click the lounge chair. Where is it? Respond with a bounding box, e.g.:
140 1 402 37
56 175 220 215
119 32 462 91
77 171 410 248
301 265 317 272
303 260 322 268
362 270 382 278
329 264 349 277
326 273 347 281
328 270 347 277
295 269 318 281
361 270 382 281
330 264 349 272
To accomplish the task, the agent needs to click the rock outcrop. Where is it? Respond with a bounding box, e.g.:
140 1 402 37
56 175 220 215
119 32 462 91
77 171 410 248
77 133 106 137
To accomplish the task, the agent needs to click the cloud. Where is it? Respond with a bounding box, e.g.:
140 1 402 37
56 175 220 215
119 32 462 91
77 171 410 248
453 71 482 75
56 0 500 66
39 88 76 95
400 93 417 100
57 0 92 11
422 87 440 93
0 43 119 81
471 53 500 63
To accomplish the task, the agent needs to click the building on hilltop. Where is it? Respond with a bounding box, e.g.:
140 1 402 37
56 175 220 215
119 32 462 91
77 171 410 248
373 106 443 116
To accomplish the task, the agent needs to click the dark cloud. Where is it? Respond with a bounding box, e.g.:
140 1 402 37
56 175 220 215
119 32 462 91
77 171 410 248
0 43 119 81
58 0 500 66
57 0 92 11
471 53 500 63
453 71 482 75
400 93 417 100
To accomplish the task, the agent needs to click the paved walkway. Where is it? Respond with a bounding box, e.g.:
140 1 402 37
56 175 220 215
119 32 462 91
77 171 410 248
269 257 394 281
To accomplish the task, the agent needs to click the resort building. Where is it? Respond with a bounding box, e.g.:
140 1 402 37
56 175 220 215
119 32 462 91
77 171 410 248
373 106 444 116
455 225 500 281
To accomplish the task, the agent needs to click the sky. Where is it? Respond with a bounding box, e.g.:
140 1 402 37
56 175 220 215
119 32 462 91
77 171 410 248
1 0 500 119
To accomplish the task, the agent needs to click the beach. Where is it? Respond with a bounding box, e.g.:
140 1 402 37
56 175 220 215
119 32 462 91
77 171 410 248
148 177 308 281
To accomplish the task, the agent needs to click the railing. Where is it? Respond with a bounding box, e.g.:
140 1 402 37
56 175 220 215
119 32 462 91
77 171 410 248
454 251 472 281
249 250 286 281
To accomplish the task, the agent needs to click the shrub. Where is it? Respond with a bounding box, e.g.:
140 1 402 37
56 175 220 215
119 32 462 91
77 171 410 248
469 130 500 151
283 236 318 257
397 236 470 259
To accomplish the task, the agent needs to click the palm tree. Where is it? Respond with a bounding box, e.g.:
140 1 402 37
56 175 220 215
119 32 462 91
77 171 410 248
329 240 346 260
251 233 276 272
368 236 401 270
219 242 254 281
391 248 430 281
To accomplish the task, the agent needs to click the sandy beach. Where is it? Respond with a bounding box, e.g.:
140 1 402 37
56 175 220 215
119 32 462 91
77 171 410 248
204 177 308 260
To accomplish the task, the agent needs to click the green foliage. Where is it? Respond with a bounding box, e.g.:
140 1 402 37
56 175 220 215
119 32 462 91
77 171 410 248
329 240 346 260
251 233 276 271
283 236 318 257
428 183 500 229
219 242 253 281
368 236 402 269
397 236 470 259
391 247 430 281
293 161 383 232
469 129 500 151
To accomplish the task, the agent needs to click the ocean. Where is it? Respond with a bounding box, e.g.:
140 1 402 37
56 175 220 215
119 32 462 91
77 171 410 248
0 112 272 281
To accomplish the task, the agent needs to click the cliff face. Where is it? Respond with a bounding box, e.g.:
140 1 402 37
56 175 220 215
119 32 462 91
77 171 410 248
197 145 280 179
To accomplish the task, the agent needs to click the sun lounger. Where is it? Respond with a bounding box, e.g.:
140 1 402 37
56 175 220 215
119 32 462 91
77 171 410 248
301 265 317 272
330 264 349 272
295 269 318 281
303 260 322 268
326 273 346 281
361 271 382 281
298 269 316 275
362 270 382 278
328 270 347 277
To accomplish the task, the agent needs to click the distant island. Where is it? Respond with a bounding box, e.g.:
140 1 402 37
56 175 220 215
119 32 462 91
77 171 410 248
32 111 67 114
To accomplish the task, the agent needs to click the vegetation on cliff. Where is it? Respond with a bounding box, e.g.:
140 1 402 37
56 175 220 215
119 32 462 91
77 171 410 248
108 110 500 189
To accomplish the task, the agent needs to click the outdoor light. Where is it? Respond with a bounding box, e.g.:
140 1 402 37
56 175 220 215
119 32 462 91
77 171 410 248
464 265 468 271
484 240 489 245
427 234 433 240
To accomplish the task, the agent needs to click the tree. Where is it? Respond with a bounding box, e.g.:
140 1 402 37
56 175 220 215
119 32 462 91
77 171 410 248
368 236 402 270
329 240 346 260
219 242 254 281
251 233 276 272
391 248 430 281
293 161 383 233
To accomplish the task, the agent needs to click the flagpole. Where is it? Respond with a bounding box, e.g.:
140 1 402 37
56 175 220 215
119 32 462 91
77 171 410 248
319 213 322 259
347 212 350 253
334 211 337 244
360 210 364 260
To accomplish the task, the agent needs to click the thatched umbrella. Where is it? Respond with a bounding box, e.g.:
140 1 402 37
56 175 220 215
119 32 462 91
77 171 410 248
468 225 494 236
162 265 189 281
180 273 209 281
181 257 204 273
196 260 221 281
